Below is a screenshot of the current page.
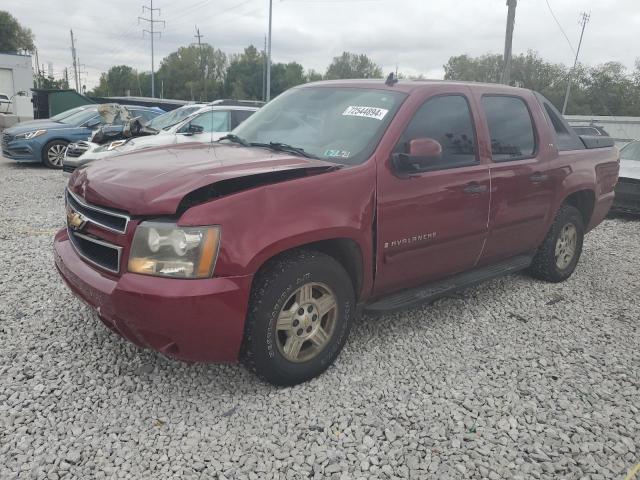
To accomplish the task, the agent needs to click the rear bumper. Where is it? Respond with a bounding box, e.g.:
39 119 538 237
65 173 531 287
612 178 640 214
54 229 253 363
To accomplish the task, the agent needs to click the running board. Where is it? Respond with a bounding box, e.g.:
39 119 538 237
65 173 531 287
365 255 533 313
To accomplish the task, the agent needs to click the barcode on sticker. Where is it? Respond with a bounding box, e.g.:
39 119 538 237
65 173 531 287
342 106 389 121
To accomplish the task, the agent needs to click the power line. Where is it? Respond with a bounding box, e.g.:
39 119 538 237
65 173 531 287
139 0 166 98
544 0 576 55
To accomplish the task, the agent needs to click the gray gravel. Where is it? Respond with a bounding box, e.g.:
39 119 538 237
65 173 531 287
1 157 638 480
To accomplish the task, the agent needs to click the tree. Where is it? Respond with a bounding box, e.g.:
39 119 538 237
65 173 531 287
224 45 264 100
90 65 138 97
325 52 383 80
34 71 68 90
306 69 323 83
0 11 35 53
157 44 227 101
270 61 306 97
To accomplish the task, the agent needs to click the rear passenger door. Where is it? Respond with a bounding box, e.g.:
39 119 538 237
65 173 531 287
375 91 491 294
478 94 555 264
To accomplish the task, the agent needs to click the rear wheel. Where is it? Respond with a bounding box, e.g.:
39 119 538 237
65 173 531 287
42 140 68 169
529 204 584 282
241 249 355 386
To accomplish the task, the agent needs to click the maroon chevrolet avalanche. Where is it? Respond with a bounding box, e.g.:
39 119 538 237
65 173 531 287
55 80 620 385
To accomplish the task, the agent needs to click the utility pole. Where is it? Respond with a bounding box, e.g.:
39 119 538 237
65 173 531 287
501 0 517 85
262 35 267 101
562 12 590 115
139 0 165 98
34 48 40 87
194 26 207 102
70 30 80 92
64 68 69 89
266 0 273 101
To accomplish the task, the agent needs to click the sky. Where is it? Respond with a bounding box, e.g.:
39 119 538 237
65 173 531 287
4 0 640 90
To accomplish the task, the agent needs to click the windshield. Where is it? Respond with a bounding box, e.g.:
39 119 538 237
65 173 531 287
149 106 201 130
58 107 99 125
232 86 407 165
621 141 640 161
50 105 90 122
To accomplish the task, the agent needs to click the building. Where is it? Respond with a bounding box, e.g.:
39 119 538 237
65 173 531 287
0 52 34 124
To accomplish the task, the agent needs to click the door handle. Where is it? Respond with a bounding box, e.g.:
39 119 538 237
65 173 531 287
529 172 548 183
463 182 488 195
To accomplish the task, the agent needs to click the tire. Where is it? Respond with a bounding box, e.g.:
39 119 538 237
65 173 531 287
528 204 584 283
241 249 355 386
42 140 68 169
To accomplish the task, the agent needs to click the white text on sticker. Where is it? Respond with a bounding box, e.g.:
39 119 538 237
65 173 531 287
342 106 389 121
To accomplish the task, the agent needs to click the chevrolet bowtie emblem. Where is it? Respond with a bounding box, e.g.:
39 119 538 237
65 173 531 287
66 207 87 231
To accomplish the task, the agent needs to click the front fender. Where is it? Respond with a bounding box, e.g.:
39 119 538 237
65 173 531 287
179 163 377 293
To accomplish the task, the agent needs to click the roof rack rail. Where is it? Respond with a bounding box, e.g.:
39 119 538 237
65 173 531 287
208 99 266 107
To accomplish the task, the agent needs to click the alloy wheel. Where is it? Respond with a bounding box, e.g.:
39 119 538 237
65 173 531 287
275 282 337 363
555 223 577 270
47 144 67 166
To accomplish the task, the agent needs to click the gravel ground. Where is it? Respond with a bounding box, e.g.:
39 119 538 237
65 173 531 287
0 157 638 480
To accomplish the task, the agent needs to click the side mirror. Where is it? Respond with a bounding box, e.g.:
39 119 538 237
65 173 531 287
392 138 443 175
186 123 204 135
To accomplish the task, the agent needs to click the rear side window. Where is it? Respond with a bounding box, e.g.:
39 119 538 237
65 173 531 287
482 96 536 161
231 110 256 129
393 94 478 171
540 100 584 151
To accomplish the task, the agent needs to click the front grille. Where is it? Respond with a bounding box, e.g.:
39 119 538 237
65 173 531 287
66 141 90 158
63 165 77 174
68 230 122 273
66 189 130 234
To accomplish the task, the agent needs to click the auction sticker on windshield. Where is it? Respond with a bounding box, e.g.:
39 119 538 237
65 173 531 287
342 106 389 121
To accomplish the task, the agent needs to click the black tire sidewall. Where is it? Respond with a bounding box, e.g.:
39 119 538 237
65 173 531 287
42 140 68 169
244 252 354 386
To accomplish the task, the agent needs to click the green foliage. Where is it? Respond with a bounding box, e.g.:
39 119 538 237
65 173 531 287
157 44 227 101
444 51 640 115
224 45 264 100
325 52 383 80
0 11 35 53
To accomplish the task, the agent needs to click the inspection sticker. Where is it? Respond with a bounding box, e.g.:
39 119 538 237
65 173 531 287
342 106 389 121
324 149 352 158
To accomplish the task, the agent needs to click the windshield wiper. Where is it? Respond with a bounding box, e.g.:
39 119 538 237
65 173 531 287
249 141 320 159
217 134 250 146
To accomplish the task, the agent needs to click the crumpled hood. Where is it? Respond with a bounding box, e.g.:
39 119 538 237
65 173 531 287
68 143 337 215
619 159 640 180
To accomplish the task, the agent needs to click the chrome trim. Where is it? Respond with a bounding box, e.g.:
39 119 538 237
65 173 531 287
66 188 130 234
68 229 122 274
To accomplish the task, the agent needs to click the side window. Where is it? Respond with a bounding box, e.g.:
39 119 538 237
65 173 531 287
189 111 230 133
393 95 478 171
132 109 157 122
541 100 584 151
482 96 536 161
231 110 255 129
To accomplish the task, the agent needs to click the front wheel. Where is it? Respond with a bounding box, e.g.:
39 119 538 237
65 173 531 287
42 140 68 169
241 249 355 386
528 204 584 282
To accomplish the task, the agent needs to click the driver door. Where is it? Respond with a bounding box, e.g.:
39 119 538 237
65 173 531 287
375 90 491 295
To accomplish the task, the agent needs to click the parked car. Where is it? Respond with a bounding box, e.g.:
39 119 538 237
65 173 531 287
2 104 163 168
612 140 640 214
0 93 11 113
62 101 261 176
55 80 619 385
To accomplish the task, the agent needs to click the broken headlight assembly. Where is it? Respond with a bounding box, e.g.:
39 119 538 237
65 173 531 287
128 221 221 279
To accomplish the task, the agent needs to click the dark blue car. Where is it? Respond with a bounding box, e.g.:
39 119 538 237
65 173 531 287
1 105 163 168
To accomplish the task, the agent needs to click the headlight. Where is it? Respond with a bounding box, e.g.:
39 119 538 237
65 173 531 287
15 129 47 140
128 221 220 279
